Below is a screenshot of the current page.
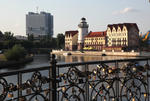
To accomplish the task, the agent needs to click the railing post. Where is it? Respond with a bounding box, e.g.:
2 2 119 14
115 61 119 101
18 72 22 101
85 64 89 101
50 54 57 101
147 59 150 101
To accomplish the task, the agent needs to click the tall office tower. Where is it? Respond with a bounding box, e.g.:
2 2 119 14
26 11 53 39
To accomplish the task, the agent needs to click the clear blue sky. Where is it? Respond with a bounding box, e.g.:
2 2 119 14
0 0 150 36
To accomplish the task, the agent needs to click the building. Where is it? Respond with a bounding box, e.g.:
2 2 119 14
78 18 89 50
65 18 140 51
65 31 78 51
106 23 139 50
14 35 27 40
84 31 106 51
26 11 53 39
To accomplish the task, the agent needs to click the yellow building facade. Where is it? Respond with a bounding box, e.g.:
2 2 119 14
84 31 106 50
106 23 139 50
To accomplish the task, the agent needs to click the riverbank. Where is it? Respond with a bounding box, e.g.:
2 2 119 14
0 56 33 69
52 50 147 57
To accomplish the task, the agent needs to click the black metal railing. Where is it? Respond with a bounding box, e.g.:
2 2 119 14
56 56 150 101
0 54 58 101
0 55 150 101
0 66 53 101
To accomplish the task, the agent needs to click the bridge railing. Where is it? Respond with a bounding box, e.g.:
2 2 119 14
0 66 54 101
56 56 150 101
0 55 150 101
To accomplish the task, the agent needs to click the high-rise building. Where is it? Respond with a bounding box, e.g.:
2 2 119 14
26 11 53 39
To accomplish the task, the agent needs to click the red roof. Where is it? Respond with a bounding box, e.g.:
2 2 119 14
65 30 78 37
107 23 139 31
85 31 106 37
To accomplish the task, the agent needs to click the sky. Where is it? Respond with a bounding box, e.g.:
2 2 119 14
0 0 150 37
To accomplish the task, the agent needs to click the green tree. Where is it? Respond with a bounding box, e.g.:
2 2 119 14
139 36 149 50
1 32 17 49
28 34 34 41
0 30 3 37
4 44 27 61
3 32 14 40
56 33 65 49
20 40 33 50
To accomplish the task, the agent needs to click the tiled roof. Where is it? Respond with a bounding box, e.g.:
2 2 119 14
65 30 78 37
85 31 106 37
107 23 139 31
124 23 139 31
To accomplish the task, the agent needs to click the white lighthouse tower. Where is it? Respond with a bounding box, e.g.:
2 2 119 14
78 17 89 51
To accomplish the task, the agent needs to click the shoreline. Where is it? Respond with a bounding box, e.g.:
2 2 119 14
0 56 33 69
51 50 150 57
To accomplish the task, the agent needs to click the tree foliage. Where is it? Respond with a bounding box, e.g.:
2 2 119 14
139 36 149 50
3 32 15 40
4 44 27 61
0 30 3 37
0 30 65 52
27 34 34 41
56 33 65 49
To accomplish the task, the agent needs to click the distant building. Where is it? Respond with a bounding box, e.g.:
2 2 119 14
65 31 78 51
14 35 27 40
84 31 106 51
106 23 139 50
65 18 140 51
26 11 53 39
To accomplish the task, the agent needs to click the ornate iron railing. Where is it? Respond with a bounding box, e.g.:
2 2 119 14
0 66 54 101
56 56 150 101
0 55 150 101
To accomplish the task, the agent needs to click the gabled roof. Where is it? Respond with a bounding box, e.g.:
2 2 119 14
124 23 139 31
107 23 139 32
65 30 78 37
118 24 123 30
85 31 106 38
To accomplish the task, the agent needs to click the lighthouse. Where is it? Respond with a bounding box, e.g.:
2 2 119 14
78 17 89 51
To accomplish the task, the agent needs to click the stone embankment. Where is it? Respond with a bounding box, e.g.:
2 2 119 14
52 50 141 57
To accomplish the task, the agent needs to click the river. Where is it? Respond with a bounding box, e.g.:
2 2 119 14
0 54 141 73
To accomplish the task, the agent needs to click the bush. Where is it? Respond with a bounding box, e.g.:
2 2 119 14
4 44 27 61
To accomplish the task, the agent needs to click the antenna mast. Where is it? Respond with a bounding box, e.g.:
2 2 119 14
36 6 39 13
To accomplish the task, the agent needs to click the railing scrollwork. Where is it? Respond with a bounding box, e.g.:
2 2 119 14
0 55 150 101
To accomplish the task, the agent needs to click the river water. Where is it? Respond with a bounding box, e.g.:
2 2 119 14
0 54 139 73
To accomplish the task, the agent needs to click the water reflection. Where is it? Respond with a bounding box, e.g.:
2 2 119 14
56 55 137 63
0 54 139 73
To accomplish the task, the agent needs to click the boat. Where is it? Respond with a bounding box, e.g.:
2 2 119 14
102 53 106 56
63 52 72 56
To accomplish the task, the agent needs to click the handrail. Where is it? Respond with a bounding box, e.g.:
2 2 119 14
1 57 150 76
0 66 50 77
57 56 150 67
